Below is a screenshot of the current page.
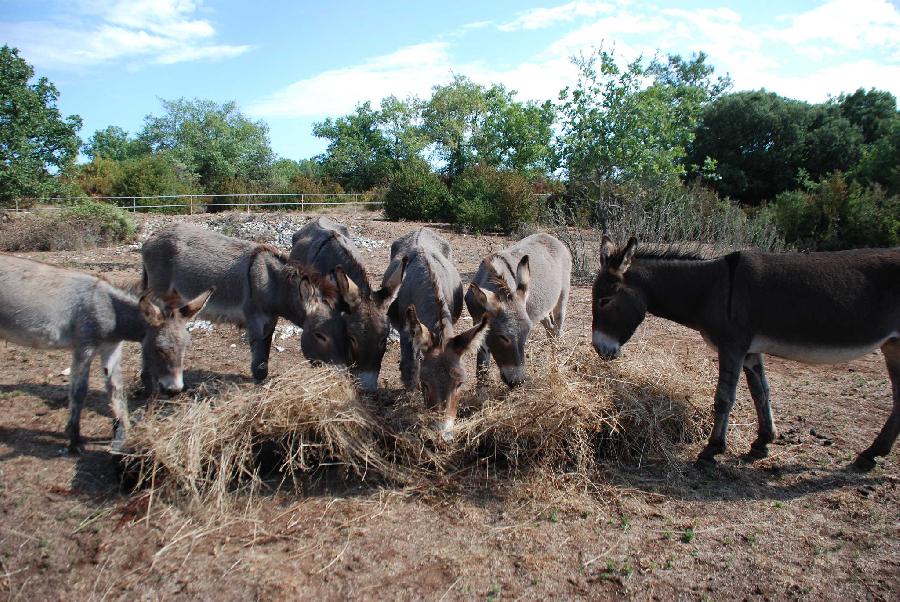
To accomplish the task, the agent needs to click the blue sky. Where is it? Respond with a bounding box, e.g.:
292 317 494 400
2 0 899 161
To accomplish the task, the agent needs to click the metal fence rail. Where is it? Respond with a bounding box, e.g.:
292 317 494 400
4 193 383 213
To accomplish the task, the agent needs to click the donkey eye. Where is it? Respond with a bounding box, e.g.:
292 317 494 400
497 334 511 345
314 332 329 343
599 297 613 308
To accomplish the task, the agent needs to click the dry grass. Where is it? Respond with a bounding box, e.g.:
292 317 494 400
124 338 712 507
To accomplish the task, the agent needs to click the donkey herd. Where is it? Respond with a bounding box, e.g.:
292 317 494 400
1 216 898 473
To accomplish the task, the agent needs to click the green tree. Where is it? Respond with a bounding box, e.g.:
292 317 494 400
477 99 555 176
556 49 725 188
688 91 864 204
138 98 274 196
0 45 82 204
313 101 393 191
83 125 149 161
379 95 428 166
422 75 495 180
836 88 897 144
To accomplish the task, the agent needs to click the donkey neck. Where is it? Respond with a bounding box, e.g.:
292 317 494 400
628 254 727 329
107 286 147 342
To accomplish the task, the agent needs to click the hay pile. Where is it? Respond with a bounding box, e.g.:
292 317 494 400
124 339 712 503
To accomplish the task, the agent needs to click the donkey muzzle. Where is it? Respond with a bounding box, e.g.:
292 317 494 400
499 365 527 388
592 330 621 360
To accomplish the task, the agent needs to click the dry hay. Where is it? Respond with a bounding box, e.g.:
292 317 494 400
124 338 712 505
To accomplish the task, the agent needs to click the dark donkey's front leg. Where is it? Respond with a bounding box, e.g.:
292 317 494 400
854 338 900 471
743 353 776 459
248 313 277 384
697 347 746 466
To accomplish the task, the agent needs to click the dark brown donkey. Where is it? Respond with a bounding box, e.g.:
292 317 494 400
291 217 406 391
591 236 900 470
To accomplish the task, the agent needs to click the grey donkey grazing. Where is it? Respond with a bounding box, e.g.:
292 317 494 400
385 228 488 439
591 236 900 471
0 253 212 453
291 217 406 391
142 223 345 383
465 233 572 387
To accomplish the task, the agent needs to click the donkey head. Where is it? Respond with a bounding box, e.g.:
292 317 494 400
138 287 214 396
295 272 348 367
592 235 645 360
406 305 488 441
468 255 532 387
334 257 407 391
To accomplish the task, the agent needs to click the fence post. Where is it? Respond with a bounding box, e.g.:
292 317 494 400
189 195 193 215
15 198 19 212
301 194 305 213
132 197 136 212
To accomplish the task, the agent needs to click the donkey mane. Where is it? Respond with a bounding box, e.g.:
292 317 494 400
485 255 516 299
630 244 719 263
279 259 339 303
423 255 454 347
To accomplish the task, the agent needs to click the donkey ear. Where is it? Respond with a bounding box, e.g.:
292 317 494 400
139 295 166 328
376 255 407 308
515 255 530 302
468 283 501 314
405 305 432 354
450 315 489 356
600 234 615 266
334 266 362 310
611 236 637 276
179 287 215 319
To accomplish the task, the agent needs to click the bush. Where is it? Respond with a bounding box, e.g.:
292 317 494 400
383 159 451 221
451 164 541 234
0 200 135 251
763 172 899 250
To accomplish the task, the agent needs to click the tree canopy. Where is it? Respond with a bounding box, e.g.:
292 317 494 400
0 45 82 203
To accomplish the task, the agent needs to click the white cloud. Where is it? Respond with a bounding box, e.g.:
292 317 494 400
248 43 457 118
250 0 900 121
0 0 250 69
766 0 900 60
499 0 615 32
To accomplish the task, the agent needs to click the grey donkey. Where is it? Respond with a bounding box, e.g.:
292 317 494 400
465 233 572 387
385 228 488 439
291 216 406 391
0 253 212 453
142 223 345 383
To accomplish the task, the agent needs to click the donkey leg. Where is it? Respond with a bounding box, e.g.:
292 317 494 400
552 287 569 338
100 342 128 451
399 331 418 390
854 338 900 471
64 345 97 454
697 350 744 466
742 353 775 460
249 314 277 384
476 340 491 383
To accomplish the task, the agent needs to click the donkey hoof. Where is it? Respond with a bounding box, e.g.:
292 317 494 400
743 445 769 462
694 454 718 469
63 442 84 456
851 455 876 472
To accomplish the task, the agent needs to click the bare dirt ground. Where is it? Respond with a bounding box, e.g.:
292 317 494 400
1 210 897 600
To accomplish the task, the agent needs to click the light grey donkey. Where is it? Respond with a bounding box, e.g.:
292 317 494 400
142 223 345 383
386 228 488 439
0 253 212 453
290 216 407 391
465 233 572 387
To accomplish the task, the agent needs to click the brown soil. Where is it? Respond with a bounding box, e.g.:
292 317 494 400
1 211 897 600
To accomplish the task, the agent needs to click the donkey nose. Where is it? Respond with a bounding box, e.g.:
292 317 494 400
500 366 527 388
158 373 184 395
592 330 621 360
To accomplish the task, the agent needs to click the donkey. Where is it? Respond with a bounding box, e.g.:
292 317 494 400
591 236 900 471
142 223 345 383
385 228 487 439
0 253 212 453
290 216 406 391
465 233 572 387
